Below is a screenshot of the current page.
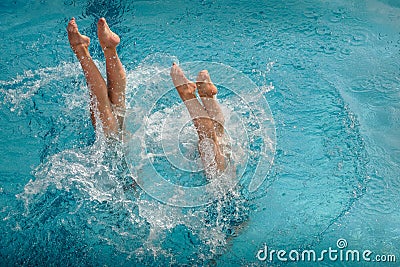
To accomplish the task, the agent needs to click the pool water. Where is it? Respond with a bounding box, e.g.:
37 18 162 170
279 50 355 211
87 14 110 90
0 0 399 266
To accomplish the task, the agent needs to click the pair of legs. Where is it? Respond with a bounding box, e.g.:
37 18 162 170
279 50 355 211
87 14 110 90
68 18 226 174
67 17 126 137
170 64 226 174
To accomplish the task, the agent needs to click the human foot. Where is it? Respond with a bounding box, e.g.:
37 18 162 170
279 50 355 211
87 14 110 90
196 70 224 138
97 17 120 51
170 63 196 100
67 18 90 53
196 70 218 98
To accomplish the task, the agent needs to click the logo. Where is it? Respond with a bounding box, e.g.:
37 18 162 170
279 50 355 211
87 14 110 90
257 238 397 263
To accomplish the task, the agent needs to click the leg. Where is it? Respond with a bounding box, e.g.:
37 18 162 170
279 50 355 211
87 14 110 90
67 18 118 137
97 18 126 129
196 70 225 138
170 63 225 173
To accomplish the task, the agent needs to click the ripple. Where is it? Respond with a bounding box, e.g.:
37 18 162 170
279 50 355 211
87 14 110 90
378 32 389 40
316 39 339 55
362 196 397 216
271 39 283 48
332 7 346 15
290 58 307 70
328 7 347 24
342 28 372 46
349 78 374 93
299 43 319 57
334 47 352 60
297 22 316 36
63 0 74 5
375 76 399 94
349 75 399 109
340 47 351 55
250 75 369 254
329 14 344 23
361 174 397 215
316 25 332 36
351 75 399 96
321 45 337 55
303 8 321 19
269 34 297 51
363 109 391 129
352 32 368 43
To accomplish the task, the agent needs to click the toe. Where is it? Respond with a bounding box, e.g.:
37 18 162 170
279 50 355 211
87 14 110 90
197 70 211 83
98 17 106 28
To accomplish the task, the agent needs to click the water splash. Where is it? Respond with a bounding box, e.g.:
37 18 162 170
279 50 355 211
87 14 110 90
6 55 270 265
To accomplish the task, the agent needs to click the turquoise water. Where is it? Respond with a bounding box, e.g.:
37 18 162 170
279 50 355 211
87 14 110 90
0 0 399 266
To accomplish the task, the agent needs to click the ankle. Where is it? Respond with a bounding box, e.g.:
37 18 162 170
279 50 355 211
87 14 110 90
74 48 91 61
198 89 215 99
103 47 118 57
71 43 89 55
179 90 196 101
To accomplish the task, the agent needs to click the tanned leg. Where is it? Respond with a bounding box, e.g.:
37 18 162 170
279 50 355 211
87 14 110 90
97 18 126 129
67 17 118 137
170 63 225 173
196 70 225 138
